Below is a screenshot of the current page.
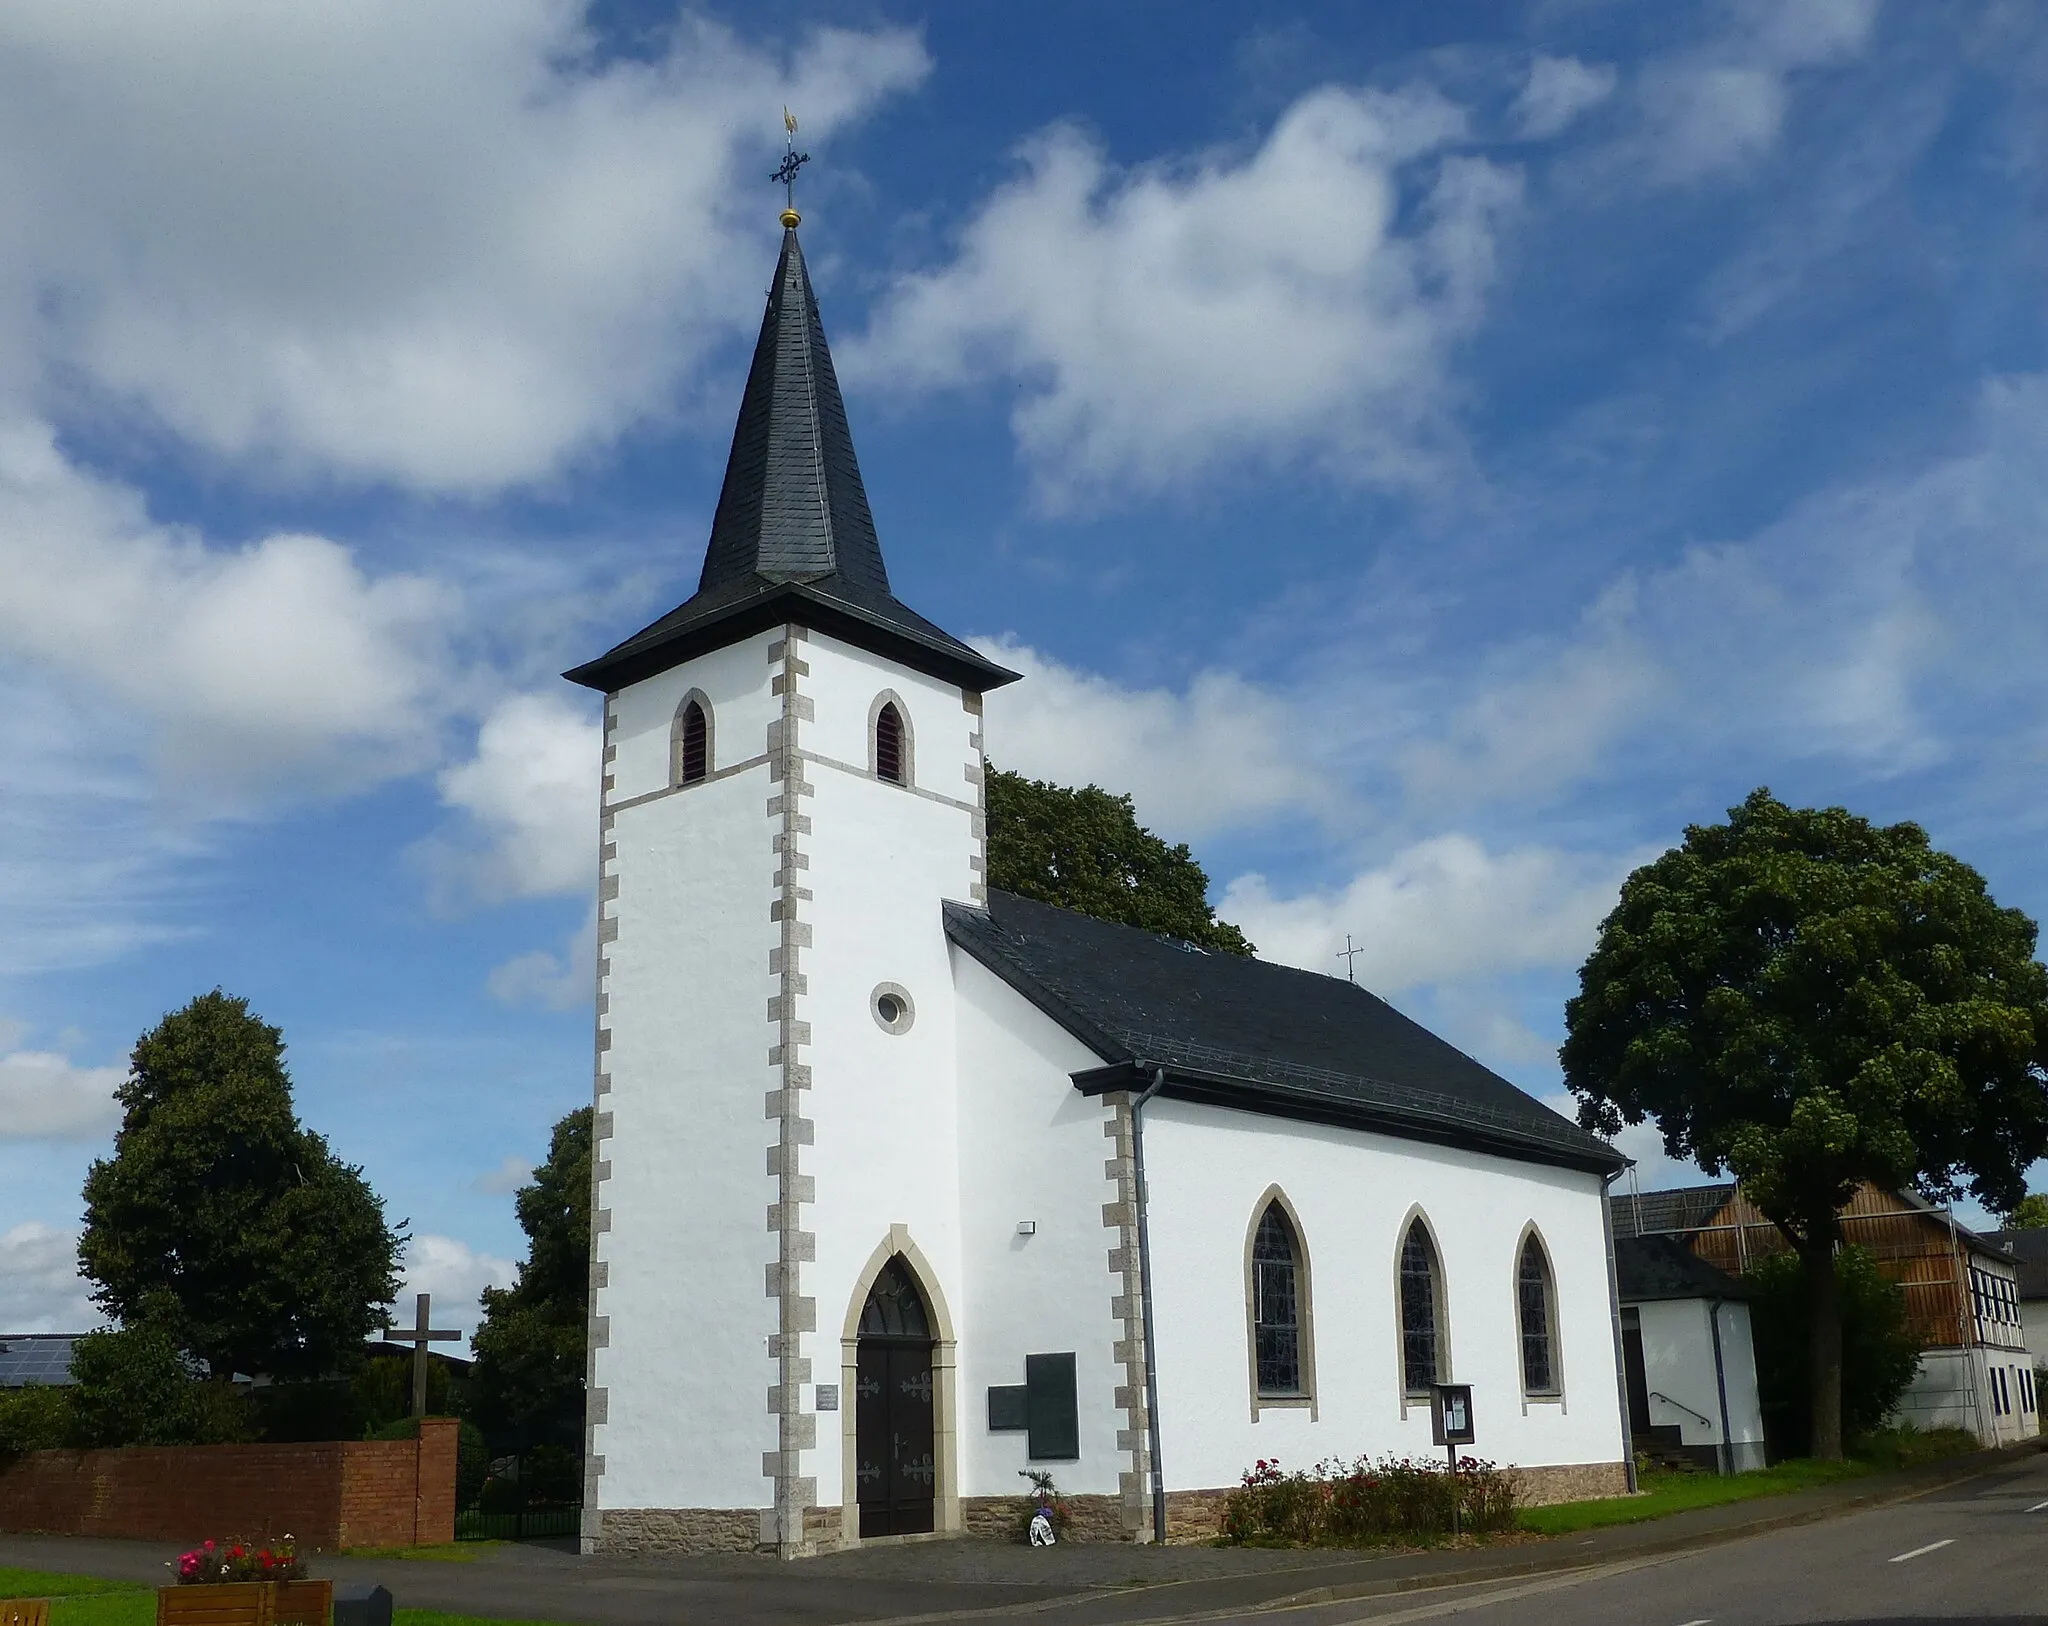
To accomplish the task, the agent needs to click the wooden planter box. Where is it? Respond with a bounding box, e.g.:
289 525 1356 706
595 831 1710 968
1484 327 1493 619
157 1579 331 1625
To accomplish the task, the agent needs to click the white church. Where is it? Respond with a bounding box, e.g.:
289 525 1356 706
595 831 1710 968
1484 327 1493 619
564 208 1634 1556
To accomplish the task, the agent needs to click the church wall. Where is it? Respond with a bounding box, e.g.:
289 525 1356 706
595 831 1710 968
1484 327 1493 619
951 951 1129 1502
794 632 985 1531
606 630 782 801
589 644 781 1518
1142 1100 1626 1493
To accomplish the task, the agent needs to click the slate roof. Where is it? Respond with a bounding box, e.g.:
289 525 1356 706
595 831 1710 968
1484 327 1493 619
1609 1185 1739 1240
1613 1235 1749 1303
1982 1229 2048 1300
566 224 1018 696
944 890 1624 1174
0 1332 83 1387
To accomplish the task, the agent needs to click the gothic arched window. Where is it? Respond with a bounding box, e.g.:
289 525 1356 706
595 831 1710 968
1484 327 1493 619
1517 1232 1560 1396
1399 1218 1445 1397
874 701 906 785
672 691 713 786
1251 1203 1303 1397
859 1257 931 1339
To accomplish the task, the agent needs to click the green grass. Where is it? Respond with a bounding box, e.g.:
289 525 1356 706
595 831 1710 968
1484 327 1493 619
1520 1428 1984 1537
0 1569 585 1626
1519 1458 1875 1535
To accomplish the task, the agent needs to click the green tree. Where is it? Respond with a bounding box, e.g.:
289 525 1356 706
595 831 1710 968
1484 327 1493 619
2002 1192 2048 1229
468 1107 591 1454
985 768 1253 954
1562 790 2048 1459
1745 1248 1922 1454
79 991 404 1382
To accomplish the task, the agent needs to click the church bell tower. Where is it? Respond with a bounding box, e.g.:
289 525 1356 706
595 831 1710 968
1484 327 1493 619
564 201 1019 1555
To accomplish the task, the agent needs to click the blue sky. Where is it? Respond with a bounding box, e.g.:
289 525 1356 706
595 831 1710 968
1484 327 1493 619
2 0 2044 1339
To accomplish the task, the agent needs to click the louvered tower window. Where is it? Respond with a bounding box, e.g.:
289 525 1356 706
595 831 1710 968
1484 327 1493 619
1399 1220 1444 1396
679 699 708 784
1251 1204 1302 1396
1517 1234 1558 1395
875 702 905 784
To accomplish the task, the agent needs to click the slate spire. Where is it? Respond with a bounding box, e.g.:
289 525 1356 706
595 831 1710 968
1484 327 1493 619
565 213 1018 696
697 221 890 598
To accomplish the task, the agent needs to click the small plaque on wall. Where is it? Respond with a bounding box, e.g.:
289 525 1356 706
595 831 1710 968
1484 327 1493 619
987 1384 1028 1431
815 1384 839 1412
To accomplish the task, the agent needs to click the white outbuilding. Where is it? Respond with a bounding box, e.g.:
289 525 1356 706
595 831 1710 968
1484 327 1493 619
563 211 1634 1556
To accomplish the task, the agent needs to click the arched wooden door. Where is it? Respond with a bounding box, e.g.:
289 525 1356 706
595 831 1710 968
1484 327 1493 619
855 1257 936 1537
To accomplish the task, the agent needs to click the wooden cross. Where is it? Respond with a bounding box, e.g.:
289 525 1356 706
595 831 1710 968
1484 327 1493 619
384 1292 462 1418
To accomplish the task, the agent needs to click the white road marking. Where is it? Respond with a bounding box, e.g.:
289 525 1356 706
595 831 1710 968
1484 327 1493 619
1887 1538 1955 1563
2027 1499 2048 1513
1674 1618 1713 1625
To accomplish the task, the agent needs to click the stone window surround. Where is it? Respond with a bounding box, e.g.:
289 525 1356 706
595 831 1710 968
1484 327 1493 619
1514 1222 1567 1412
670 688 715 787
1242 1186 1318 1421
868 689 915 787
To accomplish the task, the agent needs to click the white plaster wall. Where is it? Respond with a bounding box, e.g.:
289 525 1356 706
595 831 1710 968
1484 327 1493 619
795 634 981 1510
608 630 781 801
1142 1099 1626 1491
952 951 1127 1499
1635 1299 1763 1461
1893 1348 1997 1440
2022 1301 2048 1370
592 646 780 1512
801 632 975 804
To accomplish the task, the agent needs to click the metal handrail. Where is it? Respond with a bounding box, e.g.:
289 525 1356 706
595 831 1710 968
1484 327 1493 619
1649 1390 1714 1430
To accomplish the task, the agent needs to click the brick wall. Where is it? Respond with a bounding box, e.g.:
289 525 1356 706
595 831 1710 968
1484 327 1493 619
0 1417 459 1550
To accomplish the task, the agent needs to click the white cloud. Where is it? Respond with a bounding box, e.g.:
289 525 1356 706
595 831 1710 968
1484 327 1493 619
1221 835 1634 994
1511 56 1617 140
0 1222 97 1333
396 1233 517 1352
473 1155 535 1197
0 1049 124 1142
975 637 1330 841
0 5 929 492
420 694 600 907
0 422 456 805
1631 0 1878 183
487 914 598 1012
1543 1094 1711 1193
851 85 1519 500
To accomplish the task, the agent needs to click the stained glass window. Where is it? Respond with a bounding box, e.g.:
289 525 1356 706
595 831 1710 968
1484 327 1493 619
1400 1221 1441 1396
1518 1235 1557 1395
1252 1204 1302 1396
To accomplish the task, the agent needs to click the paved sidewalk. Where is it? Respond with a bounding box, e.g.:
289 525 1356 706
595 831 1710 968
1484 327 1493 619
2 1441 2039 1626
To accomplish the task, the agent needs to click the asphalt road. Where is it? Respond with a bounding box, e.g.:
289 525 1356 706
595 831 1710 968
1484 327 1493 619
1210 1448 2048 1626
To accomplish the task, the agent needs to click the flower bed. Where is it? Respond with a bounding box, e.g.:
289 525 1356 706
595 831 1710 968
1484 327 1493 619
1220 1455 1521 1546
158 1536 329 1625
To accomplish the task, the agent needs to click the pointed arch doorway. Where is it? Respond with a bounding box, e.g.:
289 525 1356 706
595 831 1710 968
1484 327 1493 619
855 1257 937 1537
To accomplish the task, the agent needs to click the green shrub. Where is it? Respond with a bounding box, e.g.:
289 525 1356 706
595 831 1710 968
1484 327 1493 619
476 1475 522 1514
0 1383 73 1454
1746 1246 1922 1456
1221 1454 1520 1545
67 1326 250 1448
457 1420 490 1511
522 1443 581 1507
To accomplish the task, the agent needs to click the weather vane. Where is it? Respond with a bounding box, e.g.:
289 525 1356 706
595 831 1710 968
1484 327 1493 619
773 107 809 226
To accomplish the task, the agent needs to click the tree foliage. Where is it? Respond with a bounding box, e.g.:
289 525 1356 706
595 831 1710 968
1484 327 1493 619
2002 1192 2048 1229
1562 789 2048 1454
985 768 1253 954
468 1107 591 1453
65 1325 252 1448
78 991 404 1382
1745 1247 1922 1454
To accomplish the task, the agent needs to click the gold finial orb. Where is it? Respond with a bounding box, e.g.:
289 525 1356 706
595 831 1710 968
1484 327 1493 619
780 207 801 229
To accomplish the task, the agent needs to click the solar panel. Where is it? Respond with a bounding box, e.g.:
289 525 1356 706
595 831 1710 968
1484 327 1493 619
0 1334 83 1387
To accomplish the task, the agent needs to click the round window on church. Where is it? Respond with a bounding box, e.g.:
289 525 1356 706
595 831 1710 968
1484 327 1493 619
871 983 915 1035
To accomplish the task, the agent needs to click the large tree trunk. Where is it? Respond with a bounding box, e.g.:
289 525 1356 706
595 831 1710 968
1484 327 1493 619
1802 1240 1845 1461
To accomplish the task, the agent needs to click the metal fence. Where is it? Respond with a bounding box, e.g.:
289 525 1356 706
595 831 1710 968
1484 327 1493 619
455 1507 581 1542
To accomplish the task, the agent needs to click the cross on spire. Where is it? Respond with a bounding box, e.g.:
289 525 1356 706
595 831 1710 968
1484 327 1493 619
1336 934 1364 984
773 107 809 227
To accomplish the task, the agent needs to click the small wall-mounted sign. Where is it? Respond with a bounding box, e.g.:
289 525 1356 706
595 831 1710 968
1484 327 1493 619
814 1384 839 1412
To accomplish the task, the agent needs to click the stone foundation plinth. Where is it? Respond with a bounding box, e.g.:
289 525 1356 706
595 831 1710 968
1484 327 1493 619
1507 1461 1631 1505
960 1492 1127 1543
586 1506 761 1554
